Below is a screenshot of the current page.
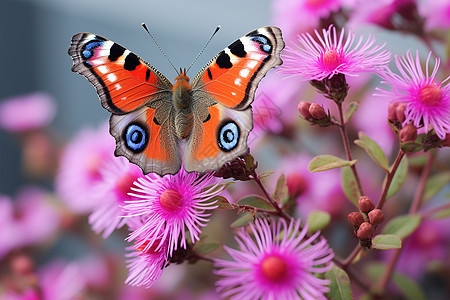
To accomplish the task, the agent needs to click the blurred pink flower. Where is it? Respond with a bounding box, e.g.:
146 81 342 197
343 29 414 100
124 169 222 257
378 51 450 139
383 218 450 279
55 122 115 213
0 188 60 259
282 25 391 81
275 155 348 218
419 0 450 30
89 156 144 238
272 0 351 44
348 0 398 30
0 92 56 132
214 218 334 299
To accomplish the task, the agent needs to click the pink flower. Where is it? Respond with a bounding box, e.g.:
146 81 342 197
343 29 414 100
281 25 391 81
124 169 222 257
89 156 144 238
214 218 334 300
0 92 56 132
378 51 450 139
55 123 115 213
124 239 168 288
419 0 450 30
272 0 351 43
0 188 60 259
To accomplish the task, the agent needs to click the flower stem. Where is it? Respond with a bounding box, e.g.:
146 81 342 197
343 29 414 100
376 151 434 294
336 102 364 196
377 150 406 209
251 170 291 221
341 244 362 270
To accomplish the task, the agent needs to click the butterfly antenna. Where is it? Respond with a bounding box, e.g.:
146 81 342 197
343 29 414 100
186 25 221 73
142 23 178 74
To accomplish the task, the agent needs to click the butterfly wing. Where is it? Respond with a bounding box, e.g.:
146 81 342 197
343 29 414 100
68 33 181 175
184 26 284 172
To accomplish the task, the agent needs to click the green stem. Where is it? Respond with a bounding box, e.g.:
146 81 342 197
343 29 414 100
377 150 406 209
251 170 291 221
337 102 364 196
376 151 434 294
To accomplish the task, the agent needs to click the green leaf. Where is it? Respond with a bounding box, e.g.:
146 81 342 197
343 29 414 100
307 210 331 234
386 156 408 199
372 234 402 250
423 172 450 204
393 271 427 300
213 196 234 209
237 195 274 211
325 265 352 300
195 242 219 254
259 170 274 179
231 213 253 228
344 101 359 124
365 263 426 300
341 166 361 207
354 132 389 172
383 215 421 240
308 155 356 173
400 141 423 153
407 154 428 167
272 174 289 204
433 207 450 219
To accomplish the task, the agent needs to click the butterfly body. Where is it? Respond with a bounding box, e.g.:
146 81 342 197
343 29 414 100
69 27 284 175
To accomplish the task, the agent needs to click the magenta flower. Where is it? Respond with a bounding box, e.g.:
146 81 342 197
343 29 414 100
89 156 144 238
55 123 115 213
125 238 168 288
0 92 56 132
282 25 391 81
378 51 450 139
124 169 222 257
214 218 334 300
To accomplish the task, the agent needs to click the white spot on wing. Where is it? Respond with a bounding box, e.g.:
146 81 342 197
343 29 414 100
115 84 122 90
240 69 250 78
246 61 258 69
231 92 236 96
107 73 117 82
234 78 242 86
98 65 108 74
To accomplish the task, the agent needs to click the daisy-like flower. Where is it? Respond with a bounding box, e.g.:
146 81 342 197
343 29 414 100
378 51 450 139
125 238 168 288
89 156 144 238
124 168 222 257
282 25 391 81
214 218 334 300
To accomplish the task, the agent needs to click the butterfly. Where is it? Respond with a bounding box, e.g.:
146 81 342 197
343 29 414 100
68 26 284 176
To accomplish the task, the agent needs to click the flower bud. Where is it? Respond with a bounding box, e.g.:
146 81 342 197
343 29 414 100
399 123 417 142
357 222 375 241
298 101 312 119
358 196 375 213
286 172 307 198
395 103 407 123
347 212 364 229
309 103 327 120
441 133 450 147
388 102 398 121
368 209 385 226
11 254 35 276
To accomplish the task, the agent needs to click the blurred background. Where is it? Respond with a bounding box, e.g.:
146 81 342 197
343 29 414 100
1 0 449 299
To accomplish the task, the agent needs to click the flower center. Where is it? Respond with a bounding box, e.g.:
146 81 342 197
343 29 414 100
322 49 341 71
135 238 163 254
260 255 288 283
159 188 184 212
305 0 326 8
116 173 138 199
419 84 442 106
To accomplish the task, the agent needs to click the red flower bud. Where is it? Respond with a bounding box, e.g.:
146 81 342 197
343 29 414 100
399 123 417 142
357 222 375 241
395 103 407 123
298 101 312 119
347 212 364 229
358 196 375 213
309 103 327 120
441 133 450 147
368 209 385 226
285 172 307 198
388 102 398 121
